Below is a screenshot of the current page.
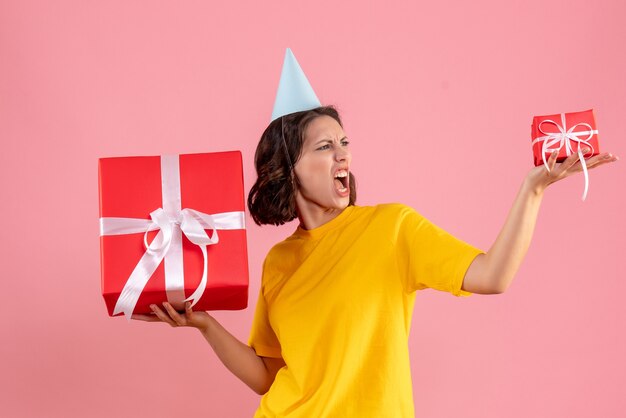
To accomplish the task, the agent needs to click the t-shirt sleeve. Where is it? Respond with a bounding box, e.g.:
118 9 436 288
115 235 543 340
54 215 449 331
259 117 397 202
395 205 484 297
248 260 282 358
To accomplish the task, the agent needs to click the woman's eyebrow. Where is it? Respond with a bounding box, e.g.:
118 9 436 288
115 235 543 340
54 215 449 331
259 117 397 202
313 136 348 146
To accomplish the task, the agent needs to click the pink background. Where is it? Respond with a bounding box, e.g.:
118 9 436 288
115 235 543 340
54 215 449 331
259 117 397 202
1 0 625 417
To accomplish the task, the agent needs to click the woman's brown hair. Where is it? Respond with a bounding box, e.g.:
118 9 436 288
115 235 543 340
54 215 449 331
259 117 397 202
248 106 357 226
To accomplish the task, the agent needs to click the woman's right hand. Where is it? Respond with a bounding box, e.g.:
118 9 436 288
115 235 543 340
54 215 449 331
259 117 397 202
132 301 212 332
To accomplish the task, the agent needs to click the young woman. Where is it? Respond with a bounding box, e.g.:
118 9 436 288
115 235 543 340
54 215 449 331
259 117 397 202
134 106 617 417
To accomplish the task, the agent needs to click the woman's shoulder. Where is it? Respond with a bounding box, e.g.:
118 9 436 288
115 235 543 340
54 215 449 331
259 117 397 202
264 235 296 260
342 203 423 234
355 202 418 218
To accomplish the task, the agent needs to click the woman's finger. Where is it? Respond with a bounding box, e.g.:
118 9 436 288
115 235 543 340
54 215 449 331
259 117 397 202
585 152 618 169
559 148 585 172
547 150 559 171
555 150 617 178
150 304 177 327
182 302 194 326
579 153 603 168
185 301 194 317
162 302 186 326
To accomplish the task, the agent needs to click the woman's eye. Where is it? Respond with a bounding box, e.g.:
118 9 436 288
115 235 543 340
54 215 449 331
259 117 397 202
341 140 350 146
317 144 330 151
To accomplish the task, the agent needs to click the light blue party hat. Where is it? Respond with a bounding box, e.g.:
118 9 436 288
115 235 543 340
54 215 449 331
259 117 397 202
271 48 321 122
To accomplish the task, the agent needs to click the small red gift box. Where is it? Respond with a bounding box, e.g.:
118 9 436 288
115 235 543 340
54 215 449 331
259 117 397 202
531 109 600 166
98 151 249 318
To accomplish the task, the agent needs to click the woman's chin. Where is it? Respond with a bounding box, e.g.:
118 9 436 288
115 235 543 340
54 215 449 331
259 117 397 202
331 196 351 210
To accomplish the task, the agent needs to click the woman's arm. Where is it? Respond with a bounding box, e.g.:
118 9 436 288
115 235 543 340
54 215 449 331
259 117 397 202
134 302 285 395
462 148 618 294
199 311 285 395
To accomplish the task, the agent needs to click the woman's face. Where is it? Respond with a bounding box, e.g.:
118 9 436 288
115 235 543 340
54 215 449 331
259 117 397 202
294 115 352 214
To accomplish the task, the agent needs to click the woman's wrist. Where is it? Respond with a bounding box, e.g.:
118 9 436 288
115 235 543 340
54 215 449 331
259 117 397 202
197 315 216 337
526 179 545 196
523 169 549 197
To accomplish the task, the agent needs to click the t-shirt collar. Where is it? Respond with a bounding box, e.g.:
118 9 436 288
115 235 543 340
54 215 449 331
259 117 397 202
293 205 356 240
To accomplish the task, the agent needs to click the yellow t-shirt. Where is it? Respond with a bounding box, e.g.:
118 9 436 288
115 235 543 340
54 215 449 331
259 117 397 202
248 204 484 417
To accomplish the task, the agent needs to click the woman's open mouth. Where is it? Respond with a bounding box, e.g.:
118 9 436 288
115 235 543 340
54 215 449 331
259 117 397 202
334 169 349 195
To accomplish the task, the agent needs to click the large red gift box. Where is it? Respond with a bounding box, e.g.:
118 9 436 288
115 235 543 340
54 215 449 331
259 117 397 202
531 109 600 166
98 151 249 317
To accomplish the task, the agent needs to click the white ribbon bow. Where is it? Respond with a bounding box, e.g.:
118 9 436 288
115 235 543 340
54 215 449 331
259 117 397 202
531 113 598 201
99 155 245 319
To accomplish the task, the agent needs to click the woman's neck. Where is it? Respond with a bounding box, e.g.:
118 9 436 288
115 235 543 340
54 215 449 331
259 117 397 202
297 204 346 230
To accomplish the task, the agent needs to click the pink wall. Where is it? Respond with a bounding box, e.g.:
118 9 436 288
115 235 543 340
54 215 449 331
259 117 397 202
1 0 625 417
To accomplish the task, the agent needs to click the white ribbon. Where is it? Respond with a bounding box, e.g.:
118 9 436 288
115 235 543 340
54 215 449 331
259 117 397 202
99 155 245 319
531 113 599 201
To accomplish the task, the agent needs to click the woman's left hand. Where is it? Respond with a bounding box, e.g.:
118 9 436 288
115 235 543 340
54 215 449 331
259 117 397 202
525 148 619 194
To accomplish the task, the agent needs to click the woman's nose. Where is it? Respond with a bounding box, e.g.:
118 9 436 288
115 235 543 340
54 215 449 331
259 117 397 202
334 145 349 162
